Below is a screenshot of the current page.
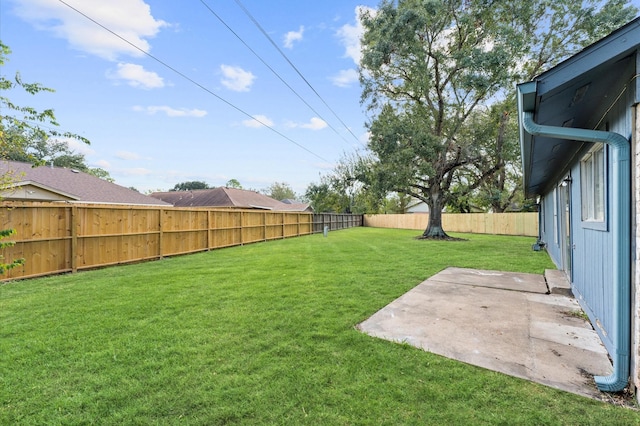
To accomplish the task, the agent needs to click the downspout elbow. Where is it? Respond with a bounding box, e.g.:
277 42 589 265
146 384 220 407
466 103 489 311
522 112 629 153
522 111 631 392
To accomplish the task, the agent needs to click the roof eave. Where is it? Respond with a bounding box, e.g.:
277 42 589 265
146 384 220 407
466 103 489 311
11 180 81 200
535 18 640 97
517 81 538 198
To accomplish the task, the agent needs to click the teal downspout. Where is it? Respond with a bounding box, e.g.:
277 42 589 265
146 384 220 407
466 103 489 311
522 111 630 392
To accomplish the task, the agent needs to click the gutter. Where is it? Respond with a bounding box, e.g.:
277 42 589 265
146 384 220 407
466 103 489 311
521 111 630 392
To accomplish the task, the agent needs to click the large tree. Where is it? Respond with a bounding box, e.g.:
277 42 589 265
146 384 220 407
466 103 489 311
359 0 637 238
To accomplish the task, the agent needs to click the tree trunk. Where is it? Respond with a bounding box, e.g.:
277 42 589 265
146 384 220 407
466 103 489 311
421 191 450 239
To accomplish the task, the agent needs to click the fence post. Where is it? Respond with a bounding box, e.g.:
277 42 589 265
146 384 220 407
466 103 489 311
263 211 267 242
240 211 244 245
159 208 164 259
71 205 78 273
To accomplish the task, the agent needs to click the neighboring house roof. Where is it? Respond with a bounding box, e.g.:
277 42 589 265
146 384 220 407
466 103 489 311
517 17 640 197
0 160 170 206
150 187 313 211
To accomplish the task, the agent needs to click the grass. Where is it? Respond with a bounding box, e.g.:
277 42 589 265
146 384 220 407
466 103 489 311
1 227 638 424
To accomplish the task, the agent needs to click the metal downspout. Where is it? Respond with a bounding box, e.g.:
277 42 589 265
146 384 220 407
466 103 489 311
522 111 631 392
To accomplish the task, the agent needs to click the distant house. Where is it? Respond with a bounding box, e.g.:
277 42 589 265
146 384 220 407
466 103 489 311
150 187 313 212
405 198 429 214
516 17 640 396
280 198 314 212
0 160 170 206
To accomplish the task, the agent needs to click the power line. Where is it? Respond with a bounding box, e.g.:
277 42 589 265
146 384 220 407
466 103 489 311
197 0 352 147
56 0 330 163
233 0 364 145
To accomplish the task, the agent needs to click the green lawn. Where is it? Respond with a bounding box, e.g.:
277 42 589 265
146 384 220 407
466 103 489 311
1 228 638 424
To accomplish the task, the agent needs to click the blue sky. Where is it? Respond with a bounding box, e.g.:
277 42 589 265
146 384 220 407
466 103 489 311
1 0 378 194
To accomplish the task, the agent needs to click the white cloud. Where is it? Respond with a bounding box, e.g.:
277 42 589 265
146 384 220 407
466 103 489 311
132 105 207 117
220 65 255 92
108 63 164 89
61 137 95 156
116 151 142 160
286 117 328 131
93 159 111 169
11 0 168 61
301 117 328 130
331 68 359 88
283 25 304 49
336 6 375 65
121 167 152 176
242 115 274 128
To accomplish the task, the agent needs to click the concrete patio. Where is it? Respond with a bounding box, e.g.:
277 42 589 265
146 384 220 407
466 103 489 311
358 267 613 400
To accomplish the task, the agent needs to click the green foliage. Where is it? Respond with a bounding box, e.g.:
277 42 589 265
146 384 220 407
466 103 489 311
383 192 413 214
305 153 386 214
225 178 243 189
170 181 210 191
2 126 112 180
86 167 115 183
261 181 297 201
304 178 350 213
0 228 24 274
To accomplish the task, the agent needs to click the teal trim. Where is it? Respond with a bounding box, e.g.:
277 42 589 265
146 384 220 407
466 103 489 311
521 111 630 392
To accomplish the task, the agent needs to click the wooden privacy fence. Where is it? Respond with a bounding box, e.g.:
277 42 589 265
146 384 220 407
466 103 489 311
312 213 363 233
0 203 315 281
364 213 538 237
0 203 364 281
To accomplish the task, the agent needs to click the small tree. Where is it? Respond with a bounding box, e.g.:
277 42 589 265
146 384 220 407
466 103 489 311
170 181 210 191
304 178 350 213
225 179 243 189
262 182 297 201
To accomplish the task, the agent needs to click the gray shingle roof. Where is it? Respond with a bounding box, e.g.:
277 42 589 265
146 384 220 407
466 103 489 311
150 187 312 211
0 160 170 206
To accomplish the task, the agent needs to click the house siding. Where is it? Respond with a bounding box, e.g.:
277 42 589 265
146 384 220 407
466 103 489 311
539 88 635 359
540 190 561 269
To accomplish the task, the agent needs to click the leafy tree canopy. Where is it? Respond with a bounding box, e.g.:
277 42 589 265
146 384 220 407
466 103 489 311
225 179 243 189
170 181 210 191
262 181 297 201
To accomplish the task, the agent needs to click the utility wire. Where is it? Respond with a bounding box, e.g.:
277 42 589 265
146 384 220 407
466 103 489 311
56 0 330 163
233 0 364 145
198 0 352 147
